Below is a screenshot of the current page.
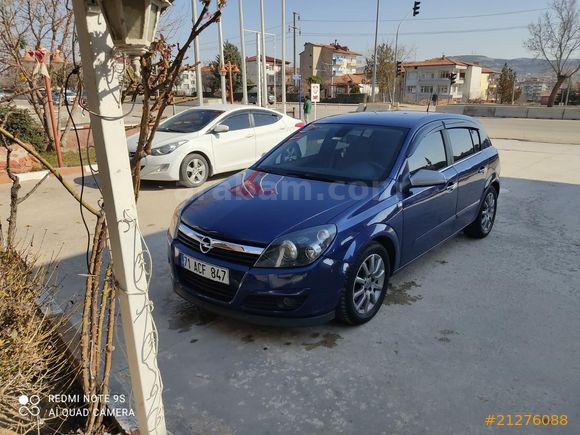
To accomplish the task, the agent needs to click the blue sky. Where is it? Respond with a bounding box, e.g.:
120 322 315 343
166 0 552 65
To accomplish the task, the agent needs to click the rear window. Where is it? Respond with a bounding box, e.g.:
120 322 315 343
253 111 281 127
447 128 475 162
157 109 223 133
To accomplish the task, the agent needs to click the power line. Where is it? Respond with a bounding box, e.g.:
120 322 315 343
301 25 530 37
299 8 547 23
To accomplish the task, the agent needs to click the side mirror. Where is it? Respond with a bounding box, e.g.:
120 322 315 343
409 169 447 188
211 124 229 134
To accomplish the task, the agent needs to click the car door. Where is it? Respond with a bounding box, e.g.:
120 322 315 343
210 111 256 173
444 126 488 230
250 110 287 158
400 126 459 265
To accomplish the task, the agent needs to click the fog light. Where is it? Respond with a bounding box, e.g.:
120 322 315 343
282 297 301 308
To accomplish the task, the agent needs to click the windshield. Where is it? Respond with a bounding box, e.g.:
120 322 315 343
157 109 224 133
255 123 408 184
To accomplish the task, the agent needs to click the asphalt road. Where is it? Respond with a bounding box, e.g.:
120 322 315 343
1 136 579 434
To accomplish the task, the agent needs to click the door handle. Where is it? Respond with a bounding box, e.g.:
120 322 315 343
477 166 486 174
246 134 254 138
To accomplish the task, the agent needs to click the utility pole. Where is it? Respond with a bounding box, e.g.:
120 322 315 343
290 12 300 88
371 0 380 103
71 1 166 433
260 0 267 106
238 0 248 104
192 0 204 106
256 32 262 107
218 9 227 104
282 0 287 113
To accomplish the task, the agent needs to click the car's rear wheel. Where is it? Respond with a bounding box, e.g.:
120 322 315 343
465 185 498 238
180 153 209 188
336 242 390 325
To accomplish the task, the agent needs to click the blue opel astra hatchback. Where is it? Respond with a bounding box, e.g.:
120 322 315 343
168 112 500 325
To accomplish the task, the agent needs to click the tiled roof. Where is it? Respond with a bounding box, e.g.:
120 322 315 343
306 42 361 56
326 73 368 86
246 55 290 65
403 56 498 74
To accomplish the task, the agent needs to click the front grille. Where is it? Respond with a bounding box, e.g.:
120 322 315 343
177 268 236 302
177 230 261 267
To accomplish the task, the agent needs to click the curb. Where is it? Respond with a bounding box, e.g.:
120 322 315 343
0 164 98 185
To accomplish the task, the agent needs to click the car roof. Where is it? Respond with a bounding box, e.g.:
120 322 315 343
185 104 276 112
315 111 476 129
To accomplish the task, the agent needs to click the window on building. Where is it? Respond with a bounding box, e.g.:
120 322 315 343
420 85 433 94
408 131 447 174
440 71 448 78
438 86 448 94
447 128 475 162
459 72 466 80
407 86 416 94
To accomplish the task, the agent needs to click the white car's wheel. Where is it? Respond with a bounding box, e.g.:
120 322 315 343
180 153 209 188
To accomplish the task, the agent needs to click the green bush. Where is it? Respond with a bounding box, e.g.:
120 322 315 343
0 105 46 152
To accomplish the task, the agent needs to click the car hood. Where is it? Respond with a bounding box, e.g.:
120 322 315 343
126 130 202 152
180 169 381 245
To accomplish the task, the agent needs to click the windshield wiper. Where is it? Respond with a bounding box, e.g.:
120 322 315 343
157 127 182 133
258 167 339 183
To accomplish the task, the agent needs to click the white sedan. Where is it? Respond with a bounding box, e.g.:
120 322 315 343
127 104 303 187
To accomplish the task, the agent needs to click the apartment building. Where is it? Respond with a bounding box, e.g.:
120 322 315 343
245 55 290 97
402 56 497 102
299 42 361 90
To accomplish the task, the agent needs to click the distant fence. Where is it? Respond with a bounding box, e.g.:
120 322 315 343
436 104 580 120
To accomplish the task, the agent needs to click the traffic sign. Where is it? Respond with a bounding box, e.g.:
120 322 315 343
311 83 320 102
292 73 301 81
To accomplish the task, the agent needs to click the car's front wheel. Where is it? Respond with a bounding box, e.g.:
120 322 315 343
465 185 498 238
180 153 209 188
336 242 390 325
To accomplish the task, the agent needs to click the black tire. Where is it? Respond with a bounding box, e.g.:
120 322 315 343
336 242 390 325
464 185 498 238
180 153 209 188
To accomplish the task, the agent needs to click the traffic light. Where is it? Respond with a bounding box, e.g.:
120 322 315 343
396 61 402 77
448 72 457 85
412 1 421 16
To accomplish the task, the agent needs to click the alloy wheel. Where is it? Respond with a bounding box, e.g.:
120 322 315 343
186 158 206 184
481 191 496 234
352 254 385 316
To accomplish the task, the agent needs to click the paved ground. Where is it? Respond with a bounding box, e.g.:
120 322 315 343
1 131 580 434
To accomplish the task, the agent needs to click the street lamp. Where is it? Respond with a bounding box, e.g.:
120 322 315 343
99 0 172 56
22 48 64 168
221 62 240 104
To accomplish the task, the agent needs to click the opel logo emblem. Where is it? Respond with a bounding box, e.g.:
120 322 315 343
200 236 213 253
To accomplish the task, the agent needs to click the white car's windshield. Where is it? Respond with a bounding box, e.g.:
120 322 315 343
255 123 408 184
158 109 224 133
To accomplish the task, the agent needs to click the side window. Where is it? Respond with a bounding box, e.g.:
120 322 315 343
220 113 251 132
447 128 475 162
408 131 447 174
253 112 281 127
469 129 481 152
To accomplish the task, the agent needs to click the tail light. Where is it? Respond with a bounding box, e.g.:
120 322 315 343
294 122 305 127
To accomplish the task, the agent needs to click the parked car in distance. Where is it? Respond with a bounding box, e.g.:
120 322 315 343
126 105 304 187
51 89 77 105
168 112 500 325
248 92 275 105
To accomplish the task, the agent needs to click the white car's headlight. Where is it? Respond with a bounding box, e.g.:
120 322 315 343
255 224 337 268
168 199 189 239
151 140 187 156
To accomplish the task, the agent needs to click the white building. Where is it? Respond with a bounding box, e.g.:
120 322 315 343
245 55 290 98
402 56 497 102
175 68 197 96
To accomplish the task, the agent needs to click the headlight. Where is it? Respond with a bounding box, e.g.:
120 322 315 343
255 224 337 268
168 199 189 239
151 141 186 156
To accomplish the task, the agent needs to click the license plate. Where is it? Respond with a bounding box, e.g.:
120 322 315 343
181 253 230 285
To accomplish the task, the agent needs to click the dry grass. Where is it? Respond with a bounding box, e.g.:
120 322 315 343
0 248 78 433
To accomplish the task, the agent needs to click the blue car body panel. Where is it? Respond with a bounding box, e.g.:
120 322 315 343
170 112 500 325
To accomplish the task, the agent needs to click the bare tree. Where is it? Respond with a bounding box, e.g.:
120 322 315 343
0 0 77 150
524 0 580 107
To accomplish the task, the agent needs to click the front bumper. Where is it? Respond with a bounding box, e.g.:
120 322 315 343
169 236 347 326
